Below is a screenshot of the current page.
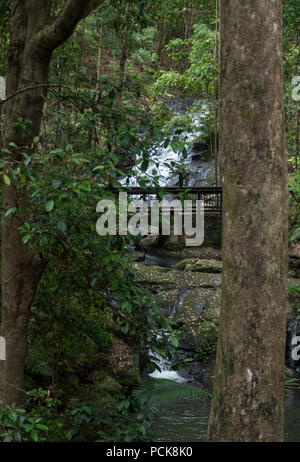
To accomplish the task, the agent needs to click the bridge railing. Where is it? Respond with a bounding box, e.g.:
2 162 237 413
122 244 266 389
107 186 223 213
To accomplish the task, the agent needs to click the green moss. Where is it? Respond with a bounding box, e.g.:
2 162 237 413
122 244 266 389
176 258 222 273
202 288 221 323
180 320 218 361
134 263 221 290
93 370 122 394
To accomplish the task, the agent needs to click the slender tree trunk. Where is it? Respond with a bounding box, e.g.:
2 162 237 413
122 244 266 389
116 2 130 108
207 0 288 442
296 110 299 170
155 20 165 66
95 27 103 100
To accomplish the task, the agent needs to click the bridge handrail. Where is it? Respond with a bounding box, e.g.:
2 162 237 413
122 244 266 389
107 186 223 194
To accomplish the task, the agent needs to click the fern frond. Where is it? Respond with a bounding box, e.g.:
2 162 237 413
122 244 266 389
285 368 300 391
25 347 53 378
290 227 300 242
132 378 211 406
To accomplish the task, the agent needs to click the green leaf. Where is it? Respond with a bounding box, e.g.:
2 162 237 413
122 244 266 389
52 179 62 189
15 432 22 442
45 200 55 212
36 424 48 431
3 434 13 442
132 378 211 406
5 207 17 217
83 406 92 415
22 234 31 244
58 221 67 233
171 336 179 348
3 174 10 185
78 182 91 192
31 430 39 442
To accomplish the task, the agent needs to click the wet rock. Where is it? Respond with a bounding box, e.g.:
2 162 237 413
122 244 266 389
134 263 221 290
164 239 186 251
176 258 222 273
128 250 145 262
179 358 215 390
174 287 220 361
141 235 162 250
201 288 221 324
179 320 218 361
156 289 179 317
290 242 300 259
192 140 209 153
163 246 222 261
174 288 215 320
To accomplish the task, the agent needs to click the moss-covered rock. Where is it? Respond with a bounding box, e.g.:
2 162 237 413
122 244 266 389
133 262 221 361
179 320 218 361
140 235 161 250
108 338 141 387
202 288 221 324
127 250 145 262
172 286 220 360
91 370 122 394
163 246 222 261
134 264 180 288
75 370 122 409
176 258 222 273
156 289 179 317
134 263 221 290
175 288 215 320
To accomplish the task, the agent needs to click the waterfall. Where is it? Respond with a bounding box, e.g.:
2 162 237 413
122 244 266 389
149 353 187 383
122 99 213 188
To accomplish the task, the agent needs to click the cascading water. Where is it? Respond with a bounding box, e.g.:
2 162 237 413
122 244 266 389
122 99 214 188
148 330 187 384
148 354 187 384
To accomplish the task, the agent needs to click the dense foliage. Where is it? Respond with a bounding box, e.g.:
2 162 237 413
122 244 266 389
0 0 299 441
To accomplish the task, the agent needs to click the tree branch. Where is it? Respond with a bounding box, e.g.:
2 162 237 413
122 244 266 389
34 0 105 52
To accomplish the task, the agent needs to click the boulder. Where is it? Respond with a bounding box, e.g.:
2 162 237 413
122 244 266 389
127 250 145 262
176 258 222 273
134 263 221 290
140 235 162 250
174 287 220 361
290 242 300 259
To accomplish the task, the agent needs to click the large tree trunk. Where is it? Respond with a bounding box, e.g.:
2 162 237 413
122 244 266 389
0 0 104 406
0 1 51 406
207 0 288 442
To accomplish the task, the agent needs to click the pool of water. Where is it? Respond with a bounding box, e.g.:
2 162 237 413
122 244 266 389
150 391 300 442
148 358 300 443
151 399 210 442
